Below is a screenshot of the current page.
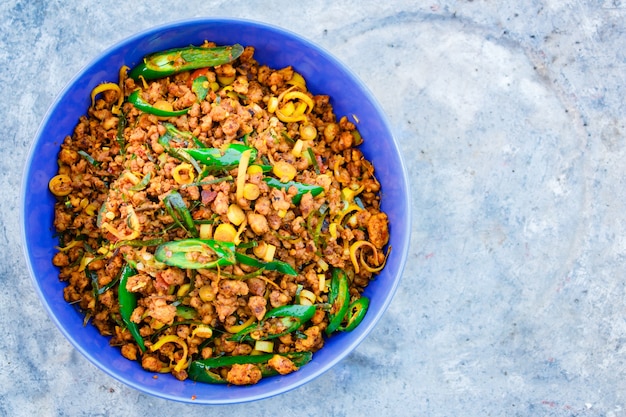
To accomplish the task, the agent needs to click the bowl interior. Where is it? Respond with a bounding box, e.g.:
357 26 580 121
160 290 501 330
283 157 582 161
21 18 410 404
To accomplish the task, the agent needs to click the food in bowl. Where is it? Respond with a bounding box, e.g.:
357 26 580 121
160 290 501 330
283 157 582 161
48 41 390 385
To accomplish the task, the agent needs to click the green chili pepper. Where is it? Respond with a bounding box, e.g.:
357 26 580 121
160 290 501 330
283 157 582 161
154 238 236 269
163 122 205 148
188 351 312 384
157 131 204 175
234 251 297 276
163 191 198 237
185 143 257 171
176 305 198 320
325 268 350 335
129 172 151 191
118 264 146 352
128 44 244 81
77 150 99 167
192 75 210 102
128 90 190 117
116 112 127 154
263 177 324 205
307 147 320 174
112 237 165 250
338 297 369 332
229 304 316 343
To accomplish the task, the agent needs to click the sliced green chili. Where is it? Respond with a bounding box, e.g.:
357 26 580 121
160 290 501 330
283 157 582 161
185 143 257 171
113 237 165 250
164 122 205 148
263 177 324 205
129 172 151 191
338 297 369 332
181 175 233 189
128 44 244 81
229 304 316 343
128 90 190 117
154 238 236 269
234 251 297 276
157 131 203 175
77 150 99 167
325 268 350 335
163 191 198 237
118 264 146 352
116 112 127 154
188 351 312 384
307 147 320 174
176 305 198 320
192 75 210 102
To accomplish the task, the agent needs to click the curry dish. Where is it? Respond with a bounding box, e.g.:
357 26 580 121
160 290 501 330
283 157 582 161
49 42 389 385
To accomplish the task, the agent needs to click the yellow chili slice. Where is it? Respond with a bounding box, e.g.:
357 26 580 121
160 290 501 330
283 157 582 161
48 174 72 197
90 82 121 108
236 149 252 201
334 203 362 224
150 334 189 372
224 315 255 334
349 240 379 274
172 163 195 185
276 107 307 123
361 246 391 273
282 91 314 113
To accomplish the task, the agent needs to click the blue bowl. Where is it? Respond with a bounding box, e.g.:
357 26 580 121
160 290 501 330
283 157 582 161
21 18 410 404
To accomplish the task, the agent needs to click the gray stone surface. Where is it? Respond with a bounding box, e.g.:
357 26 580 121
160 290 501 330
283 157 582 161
3 0 626 415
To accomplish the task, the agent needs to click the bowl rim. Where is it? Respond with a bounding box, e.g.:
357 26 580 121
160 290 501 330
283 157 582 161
20 16 411 404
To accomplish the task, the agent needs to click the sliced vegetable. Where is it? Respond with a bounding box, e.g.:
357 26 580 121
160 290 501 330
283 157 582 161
192 75 210 102
234 251 297 276
176 305 198 320
229 304 316 342
163 191 198 237
128 44 244 81
263 177 324 205
150 334 188 372
154 238 236 269
325 268 350 335
49 174 72 197
338 297 369 332
118 264 146 352
185 144 257 171
188 351 312 384
128 90 190 117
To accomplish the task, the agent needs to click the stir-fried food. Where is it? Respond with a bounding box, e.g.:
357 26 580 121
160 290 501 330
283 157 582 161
49 42 390 385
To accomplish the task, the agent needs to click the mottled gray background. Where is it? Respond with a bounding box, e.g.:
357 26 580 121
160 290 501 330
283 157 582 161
3 1 626 416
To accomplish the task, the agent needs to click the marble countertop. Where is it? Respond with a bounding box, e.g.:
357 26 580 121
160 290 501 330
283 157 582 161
3 1 626 415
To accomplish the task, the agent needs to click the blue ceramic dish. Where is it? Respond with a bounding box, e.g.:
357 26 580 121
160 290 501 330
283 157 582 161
21 18 410 404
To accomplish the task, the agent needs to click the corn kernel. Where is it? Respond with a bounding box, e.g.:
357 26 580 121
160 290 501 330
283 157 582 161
227 204 246 226
177 283 191 297
272 161 297 182
213 223 237 242
247 165 264 175
243 183 260 200
198 285 215 302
